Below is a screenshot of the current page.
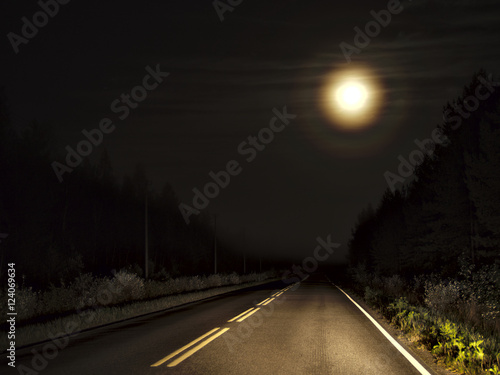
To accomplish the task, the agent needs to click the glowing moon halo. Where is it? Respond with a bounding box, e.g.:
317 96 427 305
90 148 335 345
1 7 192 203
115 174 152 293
321 66 383 132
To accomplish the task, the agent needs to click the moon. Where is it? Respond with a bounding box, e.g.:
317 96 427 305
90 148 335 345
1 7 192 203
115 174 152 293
321 66 383 132
336 82 368 111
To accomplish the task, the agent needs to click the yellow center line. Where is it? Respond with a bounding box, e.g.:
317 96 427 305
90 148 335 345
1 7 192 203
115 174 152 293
276 292 283 297
151 327 220 367
167 328 230 367
262 297 275 306
236 307 261 322
257 298 270 306
272 291 280 297
227 307 255 322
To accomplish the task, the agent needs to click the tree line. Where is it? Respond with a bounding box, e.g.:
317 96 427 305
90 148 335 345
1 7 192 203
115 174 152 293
349 70 500 277
0 95 248 288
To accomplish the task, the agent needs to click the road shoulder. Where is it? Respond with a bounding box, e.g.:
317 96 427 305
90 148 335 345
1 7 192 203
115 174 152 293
339 286 457 375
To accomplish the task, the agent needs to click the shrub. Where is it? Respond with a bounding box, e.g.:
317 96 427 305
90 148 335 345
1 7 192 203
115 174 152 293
151 267 170 281
383 274 406 299
228 272 240 285
349 263 370 294
410 275 428 305
1 269 274 327
41 282 75 315
71 273 101 308
348 260 500 374
364 286 385 308
207 274 222 288
471 265 500 322
109 270 145 303
15 286 40 321
424 280 462 315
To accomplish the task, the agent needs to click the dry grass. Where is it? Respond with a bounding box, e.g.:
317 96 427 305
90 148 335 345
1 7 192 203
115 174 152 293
0 271 278 348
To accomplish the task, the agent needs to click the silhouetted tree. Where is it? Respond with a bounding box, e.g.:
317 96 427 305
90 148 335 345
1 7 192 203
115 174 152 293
348 70 500 277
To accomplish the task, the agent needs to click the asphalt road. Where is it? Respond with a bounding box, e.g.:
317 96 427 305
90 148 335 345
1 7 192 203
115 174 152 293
3 274 435 374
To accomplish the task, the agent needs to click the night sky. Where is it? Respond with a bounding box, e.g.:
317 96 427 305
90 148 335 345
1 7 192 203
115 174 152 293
3 0 500 263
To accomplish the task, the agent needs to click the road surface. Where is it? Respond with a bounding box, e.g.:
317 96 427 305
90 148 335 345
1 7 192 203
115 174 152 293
3 274 435 374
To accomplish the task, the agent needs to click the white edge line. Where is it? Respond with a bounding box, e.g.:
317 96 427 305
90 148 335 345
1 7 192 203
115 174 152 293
335 285 432 375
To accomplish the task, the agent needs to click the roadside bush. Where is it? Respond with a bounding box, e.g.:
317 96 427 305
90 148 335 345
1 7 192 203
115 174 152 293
71 273 101 308
151 266 170 281
109 270 145 303
387 297 500 374
470 265 500 323
228 272 240 285
40 282 76 315
188 275 205 291
348 261 500 375
144 280 169 299
423 263 500 336
410 274 428 305
349 263 371 294
207 274 223 288
13 286 39 321
364 286 387 310
425 279 462 316
3 270 275 326
383 274 406 299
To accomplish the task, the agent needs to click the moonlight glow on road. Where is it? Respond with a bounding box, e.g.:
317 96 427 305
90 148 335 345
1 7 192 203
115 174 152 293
321 66 384 132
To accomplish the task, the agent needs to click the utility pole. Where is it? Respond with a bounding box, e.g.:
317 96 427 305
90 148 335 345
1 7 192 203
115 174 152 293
469 201 475 265
145 190 149 279
213 214 217 274
242 227 246 274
